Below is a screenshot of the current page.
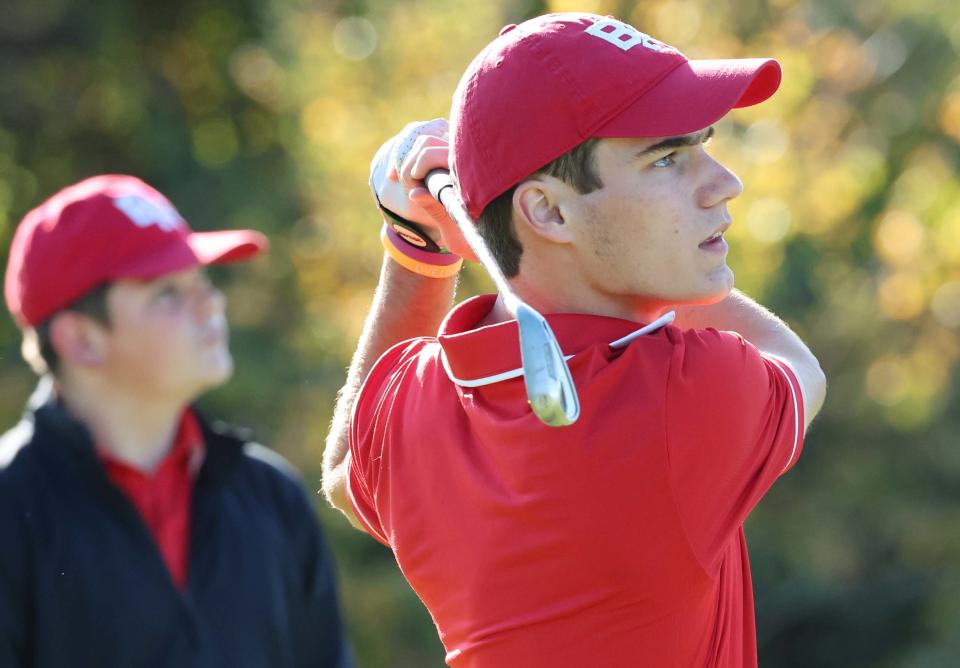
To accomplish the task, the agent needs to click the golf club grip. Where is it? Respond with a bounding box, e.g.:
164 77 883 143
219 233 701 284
425 169 455 208
424 169 514 301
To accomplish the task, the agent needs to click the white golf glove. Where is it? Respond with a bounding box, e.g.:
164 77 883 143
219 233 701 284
369 118 454 253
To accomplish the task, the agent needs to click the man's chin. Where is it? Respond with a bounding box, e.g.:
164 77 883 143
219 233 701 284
193 358 234 395
685 275 734 307
208 363 234 387
706 283 734 305
702 267 734 304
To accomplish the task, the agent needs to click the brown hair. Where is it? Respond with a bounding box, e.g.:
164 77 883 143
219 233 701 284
475 137 603 277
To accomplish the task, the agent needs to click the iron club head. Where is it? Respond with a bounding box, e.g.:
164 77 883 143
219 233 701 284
426 168 581 427
515 303 580 426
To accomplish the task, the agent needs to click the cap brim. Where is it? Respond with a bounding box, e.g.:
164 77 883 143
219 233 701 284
596 58 782 138
186 229 268 265
111 229 268 281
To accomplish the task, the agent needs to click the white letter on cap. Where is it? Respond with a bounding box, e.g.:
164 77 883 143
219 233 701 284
113 195 184 232
585 19 671 54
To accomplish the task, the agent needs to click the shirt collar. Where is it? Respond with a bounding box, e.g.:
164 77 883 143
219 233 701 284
96 408 206 478
437 295 674 388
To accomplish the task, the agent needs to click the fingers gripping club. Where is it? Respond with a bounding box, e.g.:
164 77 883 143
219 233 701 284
370 119 450 252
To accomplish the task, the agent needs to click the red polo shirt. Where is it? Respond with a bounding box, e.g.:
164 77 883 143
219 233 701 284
348 294 804 668
98 410 204 590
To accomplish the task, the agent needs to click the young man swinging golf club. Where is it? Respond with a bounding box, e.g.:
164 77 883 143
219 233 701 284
324 12 826 667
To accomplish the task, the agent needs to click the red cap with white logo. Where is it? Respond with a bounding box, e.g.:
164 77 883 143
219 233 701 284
4 174 268 327
450 12 783 219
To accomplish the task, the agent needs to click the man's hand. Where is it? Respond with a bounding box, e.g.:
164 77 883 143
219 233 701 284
369 118 478 261
324 121 466 529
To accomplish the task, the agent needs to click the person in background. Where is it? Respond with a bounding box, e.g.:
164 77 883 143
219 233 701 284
1 174 353 668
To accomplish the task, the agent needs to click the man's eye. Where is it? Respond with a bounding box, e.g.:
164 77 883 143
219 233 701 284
652 153 676 168
157 285 182 300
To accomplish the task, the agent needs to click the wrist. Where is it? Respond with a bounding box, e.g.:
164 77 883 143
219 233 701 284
380 223 462 279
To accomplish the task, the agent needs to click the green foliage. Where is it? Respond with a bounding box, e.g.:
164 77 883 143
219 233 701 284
2 0 960 664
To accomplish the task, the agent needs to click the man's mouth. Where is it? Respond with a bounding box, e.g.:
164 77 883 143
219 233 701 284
699 225 730 252
200 321 228 346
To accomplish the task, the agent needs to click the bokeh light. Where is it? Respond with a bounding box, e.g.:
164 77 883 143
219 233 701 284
333 17 378 61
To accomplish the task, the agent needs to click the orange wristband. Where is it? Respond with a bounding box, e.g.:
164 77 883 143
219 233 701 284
380 224 463 279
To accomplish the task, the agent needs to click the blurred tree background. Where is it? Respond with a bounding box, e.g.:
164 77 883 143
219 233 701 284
1 0 959 665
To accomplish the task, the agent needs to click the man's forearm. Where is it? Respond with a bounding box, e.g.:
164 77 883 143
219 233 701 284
322 256 457 523
676 290 801 358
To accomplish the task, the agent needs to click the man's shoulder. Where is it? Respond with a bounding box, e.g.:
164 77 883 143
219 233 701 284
0 417 37 474
200 417 314 510
240 439 301 484
203 417 290 470
1 378 85 479
662 325 771 387
359 336 441 394
663 324 750 349
0 418 41 518
375 336 438 370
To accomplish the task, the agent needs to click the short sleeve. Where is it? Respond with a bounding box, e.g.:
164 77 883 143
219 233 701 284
666 328 805 571
347 338 428 547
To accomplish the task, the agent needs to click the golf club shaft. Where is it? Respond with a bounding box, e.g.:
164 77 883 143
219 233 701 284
425 168 580 427
424 170 522 316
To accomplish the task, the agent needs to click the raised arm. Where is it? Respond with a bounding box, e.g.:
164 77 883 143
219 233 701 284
675 289 826 430
322 260 455 528
322 120 462 528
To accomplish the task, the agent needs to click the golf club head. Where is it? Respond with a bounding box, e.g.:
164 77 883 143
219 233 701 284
515 303 581 427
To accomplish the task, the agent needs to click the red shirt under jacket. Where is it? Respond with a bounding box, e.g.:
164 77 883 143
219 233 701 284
98 410 204 590
348 294 804 668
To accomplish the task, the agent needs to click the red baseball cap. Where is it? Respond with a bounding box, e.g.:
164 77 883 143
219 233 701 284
4 174 268 327
450 12 783 219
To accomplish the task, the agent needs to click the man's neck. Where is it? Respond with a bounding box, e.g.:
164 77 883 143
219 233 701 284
479 276 669 327
55 378 188 474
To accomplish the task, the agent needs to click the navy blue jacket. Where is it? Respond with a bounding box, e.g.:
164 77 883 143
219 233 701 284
0 382 352 668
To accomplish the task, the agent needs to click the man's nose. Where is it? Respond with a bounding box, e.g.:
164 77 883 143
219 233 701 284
194 281 226 319
698 155 744 208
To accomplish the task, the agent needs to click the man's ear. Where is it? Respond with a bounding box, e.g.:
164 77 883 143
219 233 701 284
513 177 576 244
48 312 108 369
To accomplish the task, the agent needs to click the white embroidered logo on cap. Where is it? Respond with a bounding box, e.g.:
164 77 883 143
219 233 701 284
113 195 184 232
585 19 673 53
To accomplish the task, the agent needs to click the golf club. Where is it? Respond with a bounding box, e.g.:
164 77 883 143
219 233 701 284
425 169 580 427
